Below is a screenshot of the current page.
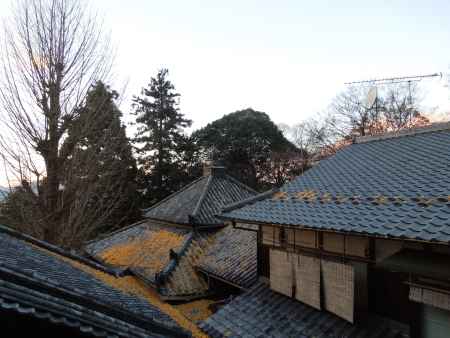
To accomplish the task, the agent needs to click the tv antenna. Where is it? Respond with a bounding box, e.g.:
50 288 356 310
345 72 442 86
346 72 443 108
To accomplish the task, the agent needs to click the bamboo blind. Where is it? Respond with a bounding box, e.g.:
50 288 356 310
269 249 293 297
294 253 321 310
321 259 354 323
410 286 450 311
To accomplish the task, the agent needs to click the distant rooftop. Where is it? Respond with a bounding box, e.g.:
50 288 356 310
143 165 256 226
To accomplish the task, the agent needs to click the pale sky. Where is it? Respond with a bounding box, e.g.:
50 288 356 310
1 0 450 129
1 0 450 185
96 0 450 129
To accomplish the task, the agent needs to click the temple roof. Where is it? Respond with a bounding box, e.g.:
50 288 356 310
86 221 258 299
86 168 258 299
143 168 256 227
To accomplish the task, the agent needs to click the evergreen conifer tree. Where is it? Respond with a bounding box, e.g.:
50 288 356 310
132 69 195 205
64 81 140 237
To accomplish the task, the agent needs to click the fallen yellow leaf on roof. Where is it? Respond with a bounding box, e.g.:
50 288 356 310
34 244 210 338
98 229 185 273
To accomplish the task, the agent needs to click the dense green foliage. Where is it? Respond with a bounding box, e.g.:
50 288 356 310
192 108 298 189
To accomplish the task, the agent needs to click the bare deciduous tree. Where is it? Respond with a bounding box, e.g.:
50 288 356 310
280 83 431 172
0 0 123 247
280 117 342 170
327 83 429 138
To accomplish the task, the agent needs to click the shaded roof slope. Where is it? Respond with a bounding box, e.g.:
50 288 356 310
144 176 210 225
223 125 450 243
198 226 257 289
144 172 256 226
0 225 187 337
160 231 215 300
199 282 410 338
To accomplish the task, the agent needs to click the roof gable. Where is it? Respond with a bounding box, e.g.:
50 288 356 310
144 173 256 226
192 175 257 225
144 176 209 225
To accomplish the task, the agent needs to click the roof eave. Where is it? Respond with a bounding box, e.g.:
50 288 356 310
223 216 450 246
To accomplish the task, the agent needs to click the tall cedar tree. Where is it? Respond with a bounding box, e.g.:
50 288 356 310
65 82 141 236
132 69 195 205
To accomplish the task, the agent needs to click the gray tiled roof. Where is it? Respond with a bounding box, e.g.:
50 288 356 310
86 172 258 298
199 282 410 338
222 127 450 243
160 231 215 299
86 220 214 299
144 172 256 226
198 226 257 289
86 222 258 298
85 220 152 258
85 221 191 285
0 225 187 337
144 176 210 225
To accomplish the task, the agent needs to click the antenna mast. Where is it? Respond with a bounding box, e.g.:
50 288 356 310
345 73 443 125
344 73 442 86
346 72 442 107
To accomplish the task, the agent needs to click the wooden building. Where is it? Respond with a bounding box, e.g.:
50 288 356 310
200 123 450 338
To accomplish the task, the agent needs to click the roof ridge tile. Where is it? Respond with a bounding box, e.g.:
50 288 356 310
190 175 214 221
